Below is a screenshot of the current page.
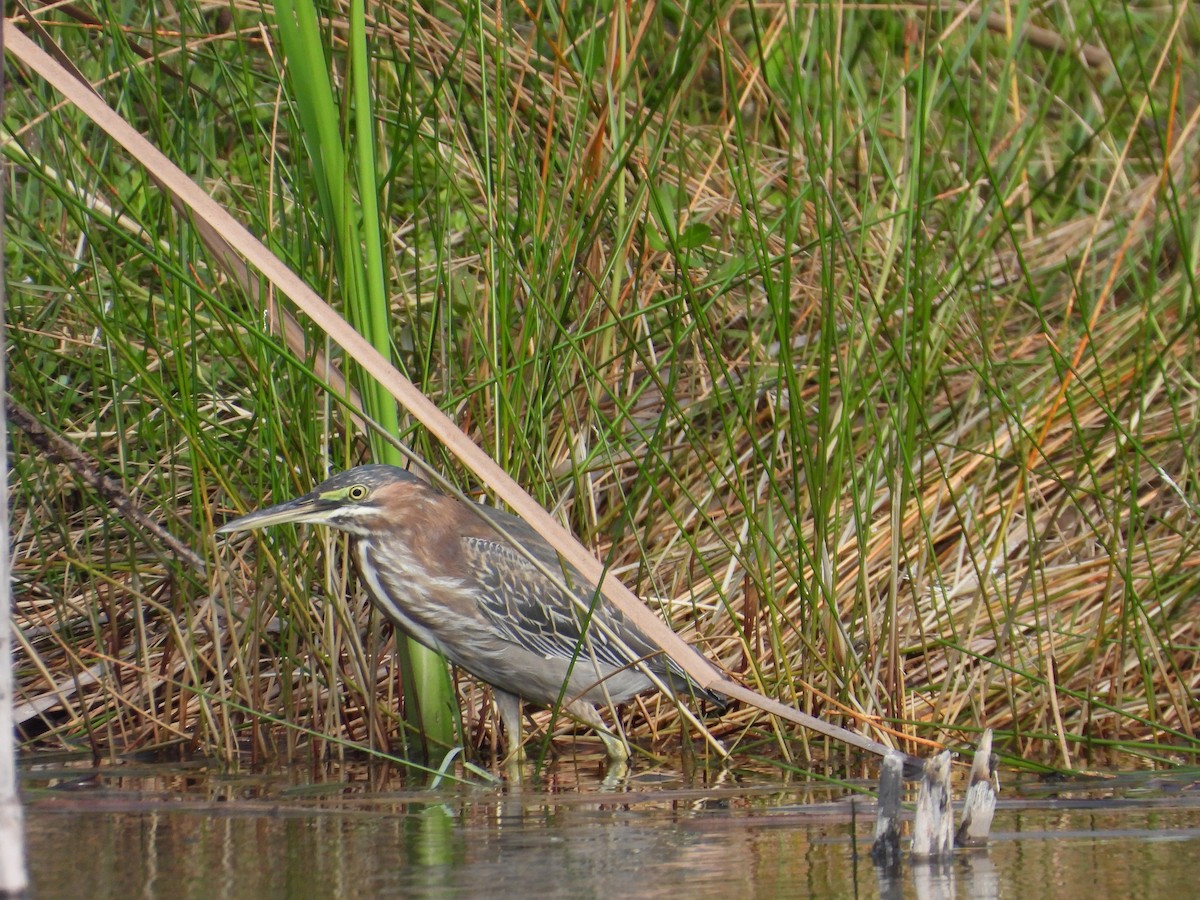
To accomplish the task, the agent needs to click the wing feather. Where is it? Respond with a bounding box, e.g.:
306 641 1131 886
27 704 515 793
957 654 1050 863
459 530 659 673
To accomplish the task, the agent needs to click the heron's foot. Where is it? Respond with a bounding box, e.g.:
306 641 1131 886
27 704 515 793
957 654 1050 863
503 753 523 783
597 728 631 766
499 737 528 782
564 698 631 768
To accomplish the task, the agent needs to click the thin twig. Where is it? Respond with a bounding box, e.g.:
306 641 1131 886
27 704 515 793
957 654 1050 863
6 396 207 576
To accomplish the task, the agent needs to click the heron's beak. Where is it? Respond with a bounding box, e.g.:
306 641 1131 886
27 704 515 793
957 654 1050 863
216 492 334 533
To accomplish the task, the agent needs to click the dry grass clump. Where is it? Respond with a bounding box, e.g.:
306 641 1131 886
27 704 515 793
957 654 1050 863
6 1 1199 774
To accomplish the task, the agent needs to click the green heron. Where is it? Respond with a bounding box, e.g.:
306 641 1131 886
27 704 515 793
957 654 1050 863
217 464 725 767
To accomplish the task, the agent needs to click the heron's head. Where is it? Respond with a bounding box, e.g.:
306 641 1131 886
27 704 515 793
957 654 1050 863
217 465 423 539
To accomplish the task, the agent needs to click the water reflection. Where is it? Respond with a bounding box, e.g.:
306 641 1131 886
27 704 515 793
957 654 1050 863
19 758 1200 899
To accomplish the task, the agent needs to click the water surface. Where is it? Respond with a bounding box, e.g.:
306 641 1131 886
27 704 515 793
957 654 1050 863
20 757 1200 898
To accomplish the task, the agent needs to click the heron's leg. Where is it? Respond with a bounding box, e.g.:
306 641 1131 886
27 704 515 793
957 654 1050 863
494 690 524 776
565 699 630 766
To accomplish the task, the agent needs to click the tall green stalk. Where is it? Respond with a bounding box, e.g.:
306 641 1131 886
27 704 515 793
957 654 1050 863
272 0 455 759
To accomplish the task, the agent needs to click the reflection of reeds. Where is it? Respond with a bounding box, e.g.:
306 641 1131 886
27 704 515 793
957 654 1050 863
7 2 1199 774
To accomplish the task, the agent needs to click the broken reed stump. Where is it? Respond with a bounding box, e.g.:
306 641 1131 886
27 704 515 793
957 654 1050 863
955 729 998 848
871 729 998 863
911 750 955 858
869 751 906 868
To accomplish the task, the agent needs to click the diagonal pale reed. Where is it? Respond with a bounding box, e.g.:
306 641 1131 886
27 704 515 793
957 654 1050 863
217 464 725 766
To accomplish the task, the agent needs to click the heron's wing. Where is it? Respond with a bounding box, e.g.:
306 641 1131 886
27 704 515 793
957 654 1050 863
457 509 662 672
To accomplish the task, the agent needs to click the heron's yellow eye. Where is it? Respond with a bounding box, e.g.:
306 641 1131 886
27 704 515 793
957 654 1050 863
347 484 369 501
